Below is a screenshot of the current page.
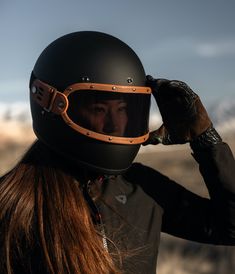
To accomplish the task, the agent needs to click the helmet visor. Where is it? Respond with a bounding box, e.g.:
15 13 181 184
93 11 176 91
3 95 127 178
66 90 151 140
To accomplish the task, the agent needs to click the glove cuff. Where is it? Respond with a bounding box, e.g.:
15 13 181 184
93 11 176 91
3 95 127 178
190 126 222 150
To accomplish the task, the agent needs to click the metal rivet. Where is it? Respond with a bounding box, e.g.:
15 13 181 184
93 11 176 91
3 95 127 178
82 76 90 82
130 140 133 143
112 86 117 90
132 88 136 91
127 77 133 84
108 137 113 141
31 86 37 94
57 101 65 108
90 85 94 89
86 132 90 136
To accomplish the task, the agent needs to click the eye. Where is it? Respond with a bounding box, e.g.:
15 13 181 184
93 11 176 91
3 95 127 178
117 103 127 112
94 107 105 114
89 104 107 114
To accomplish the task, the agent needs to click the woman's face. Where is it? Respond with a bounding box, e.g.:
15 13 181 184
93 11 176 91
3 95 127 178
78 99 128 136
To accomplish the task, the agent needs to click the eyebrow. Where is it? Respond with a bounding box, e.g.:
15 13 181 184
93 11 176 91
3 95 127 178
93 99 126 104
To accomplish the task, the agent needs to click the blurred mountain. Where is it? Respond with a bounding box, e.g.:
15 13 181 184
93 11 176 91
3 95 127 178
0 102 35 145
0 102 31 123
208 98 235 136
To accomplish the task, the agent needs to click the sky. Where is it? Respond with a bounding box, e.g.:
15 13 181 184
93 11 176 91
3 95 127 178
0 0 235 107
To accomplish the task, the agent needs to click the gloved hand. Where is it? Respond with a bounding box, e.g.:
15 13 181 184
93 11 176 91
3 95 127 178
144 75 212 145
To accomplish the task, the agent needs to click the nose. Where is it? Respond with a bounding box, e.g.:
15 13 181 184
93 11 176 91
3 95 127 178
103 113 117 134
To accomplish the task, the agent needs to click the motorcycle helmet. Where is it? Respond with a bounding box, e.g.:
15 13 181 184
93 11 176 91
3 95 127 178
30 31 151 174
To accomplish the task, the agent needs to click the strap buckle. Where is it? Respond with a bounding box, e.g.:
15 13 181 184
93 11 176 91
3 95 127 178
31 79 68 114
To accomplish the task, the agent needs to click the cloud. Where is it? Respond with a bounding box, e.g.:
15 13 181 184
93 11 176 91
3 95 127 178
195 39 235 58
143 37 235 61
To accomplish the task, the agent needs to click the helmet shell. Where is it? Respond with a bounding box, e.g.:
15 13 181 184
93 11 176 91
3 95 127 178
30 31 147 174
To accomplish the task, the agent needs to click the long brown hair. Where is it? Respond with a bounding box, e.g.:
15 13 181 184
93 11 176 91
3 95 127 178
0 141 120 274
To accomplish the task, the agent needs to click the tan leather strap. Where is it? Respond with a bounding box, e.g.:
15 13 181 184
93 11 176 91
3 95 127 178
62 111 149 144
31 79 151 114
31 79 151 144
63 82 151 96
31 79 68 114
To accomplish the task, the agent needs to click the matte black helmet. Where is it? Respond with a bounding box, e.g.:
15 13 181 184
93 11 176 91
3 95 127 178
30 31 151 174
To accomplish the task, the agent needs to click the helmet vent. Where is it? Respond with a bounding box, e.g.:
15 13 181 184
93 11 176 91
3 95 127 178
127 77 133 84
81 76 90 82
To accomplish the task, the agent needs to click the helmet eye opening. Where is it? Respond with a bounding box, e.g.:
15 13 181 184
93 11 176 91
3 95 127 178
31 78 151 144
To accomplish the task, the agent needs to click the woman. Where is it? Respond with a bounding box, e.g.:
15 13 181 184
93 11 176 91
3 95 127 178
1 31 235 274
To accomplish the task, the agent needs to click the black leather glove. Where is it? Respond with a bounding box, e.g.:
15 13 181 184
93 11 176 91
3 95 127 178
144 75 221 147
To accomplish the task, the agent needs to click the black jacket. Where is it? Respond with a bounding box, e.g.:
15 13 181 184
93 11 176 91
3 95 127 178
98 143 235 273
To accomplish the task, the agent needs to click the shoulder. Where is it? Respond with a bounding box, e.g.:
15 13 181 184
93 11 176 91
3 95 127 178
123 162 170 186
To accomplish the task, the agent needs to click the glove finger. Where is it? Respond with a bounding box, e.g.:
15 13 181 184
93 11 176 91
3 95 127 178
143 124 170 146
146 75 170 96
155 80 198 107
146 76 198 101
155 80 201 125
